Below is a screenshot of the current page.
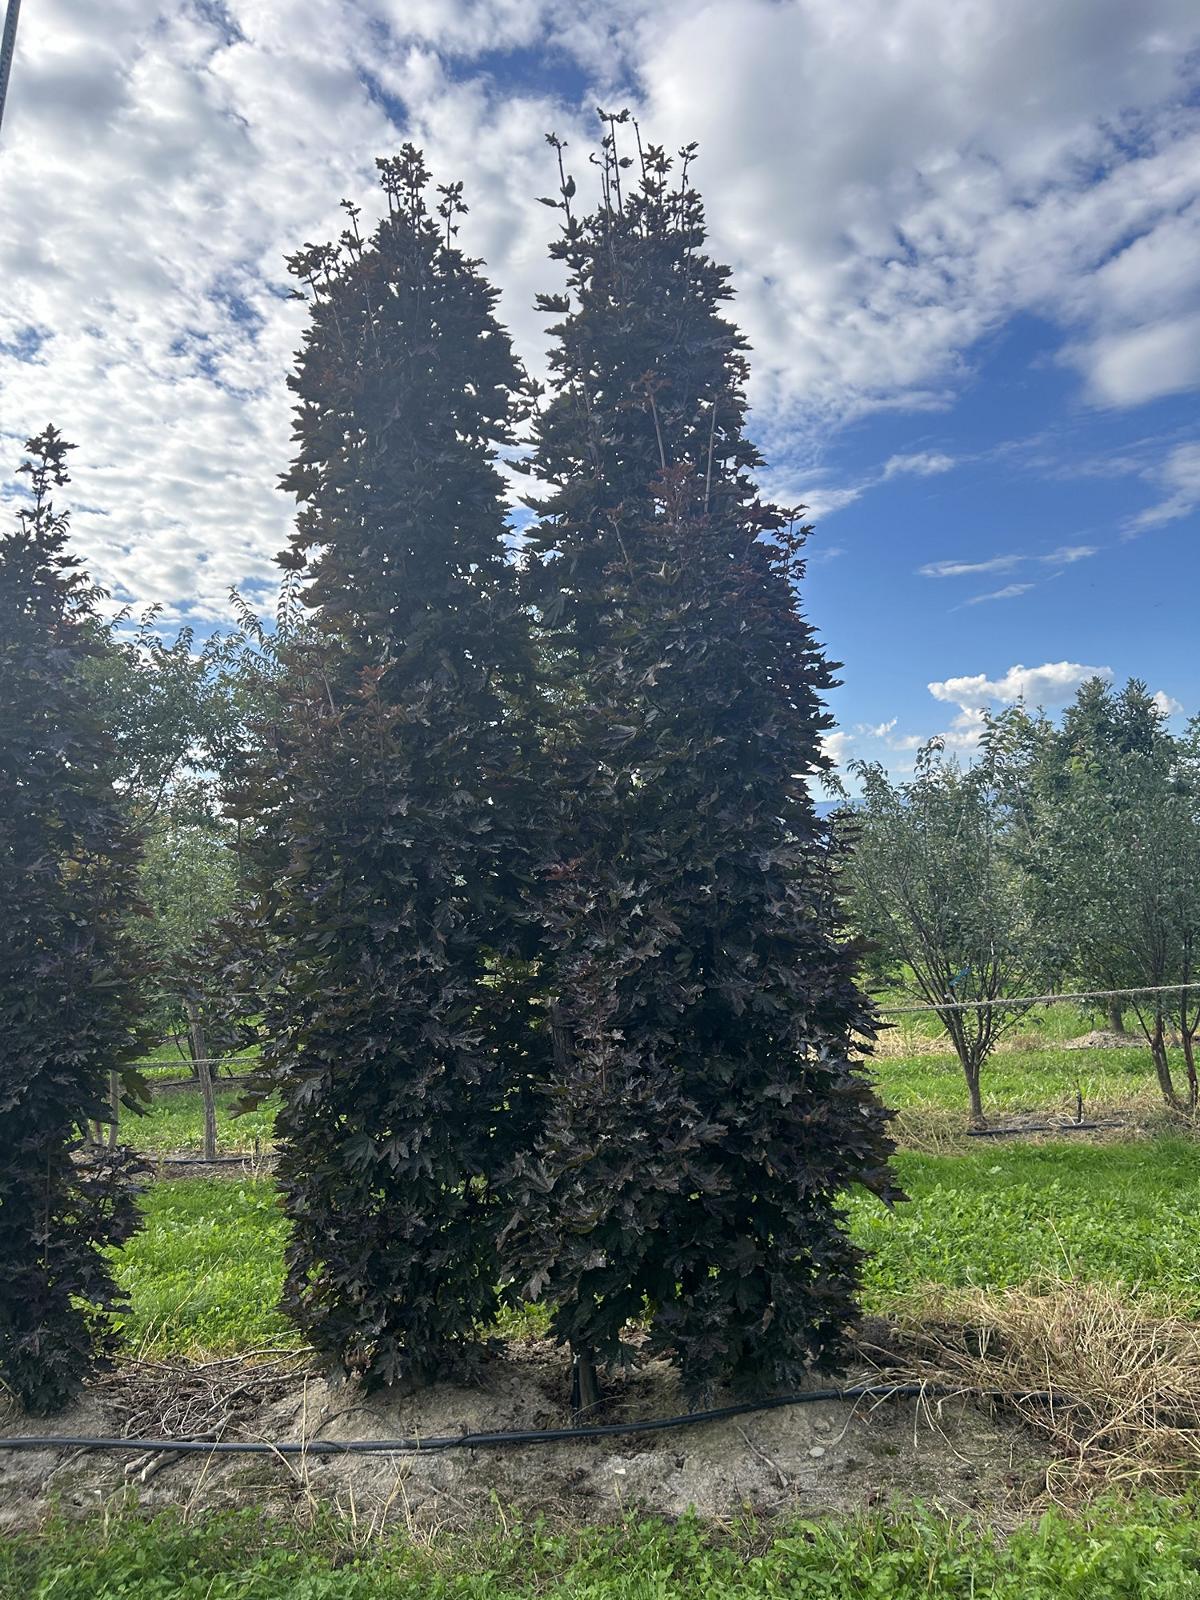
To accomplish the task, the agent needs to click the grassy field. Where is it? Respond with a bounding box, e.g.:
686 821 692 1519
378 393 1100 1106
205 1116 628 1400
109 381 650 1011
872 1043 1171 1116
6 1499 1200 1599
123 1086 279 1155
118 1038 1175 1159
10 1035 1194 1595
110 1178 292 1356
108 1137 1200 1359
850 1138 1200 1308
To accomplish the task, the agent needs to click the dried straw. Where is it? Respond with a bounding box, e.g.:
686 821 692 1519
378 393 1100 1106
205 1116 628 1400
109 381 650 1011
869 1278 1200 1492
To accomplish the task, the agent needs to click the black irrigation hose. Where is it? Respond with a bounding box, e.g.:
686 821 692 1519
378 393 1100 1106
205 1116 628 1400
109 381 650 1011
0 1382 1058 1458
966 1122 1106 1139
154 1155 268 1166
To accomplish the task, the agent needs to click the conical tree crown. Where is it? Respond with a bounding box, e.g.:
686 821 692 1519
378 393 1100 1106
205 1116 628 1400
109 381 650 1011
282 145 534 699
510 129 896 1398
0 429 146 1414
247 153 545 1389
526 121 769 652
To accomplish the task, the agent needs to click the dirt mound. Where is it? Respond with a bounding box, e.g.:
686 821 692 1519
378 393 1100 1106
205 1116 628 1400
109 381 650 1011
0 1341 1045 1534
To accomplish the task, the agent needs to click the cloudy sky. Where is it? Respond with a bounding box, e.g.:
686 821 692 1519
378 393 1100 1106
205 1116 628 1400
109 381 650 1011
2 0 1198 776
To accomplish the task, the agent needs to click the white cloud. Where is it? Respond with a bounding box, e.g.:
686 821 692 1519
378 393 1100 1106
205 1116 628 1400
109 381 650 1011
1042 543 1099 564
919 554 1022 578
806 543 846 565
942 707 989 753
0 2 589 620
1079 312 1200 408
800 480 864 518
856 717 898 738
1131 440 1200 529
964 581 1035 604
1153 689 1185 717
1067 203 1200 405
919 544 1097 581
929 661 1113 710
0 0 1197 624
883 451 955 478
822 729 853 769
636 0 1200 428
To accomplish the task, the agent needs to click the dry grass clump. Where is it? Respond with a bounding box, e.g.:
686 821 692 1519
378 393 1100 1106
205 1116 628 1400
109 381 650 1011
872 1278 1200 1492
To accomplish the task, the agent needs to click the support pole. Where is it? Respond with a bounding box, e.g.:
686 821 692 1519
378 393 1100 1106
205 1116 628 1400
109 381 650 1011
0 0 23 137
185 996 219 1161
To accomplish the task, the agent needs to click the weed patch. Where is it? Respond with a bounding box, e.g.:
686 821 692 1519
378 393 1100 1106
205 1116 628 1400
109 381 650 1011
109 1180 293 1358
851 1139 1200 1310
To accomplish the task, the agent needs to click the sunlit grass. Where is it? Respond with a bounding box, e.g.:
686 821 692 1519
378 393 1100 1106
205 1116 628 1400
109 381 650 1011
9 1497 1200 1599
109 1139 1200 1360
123 1087 279 1155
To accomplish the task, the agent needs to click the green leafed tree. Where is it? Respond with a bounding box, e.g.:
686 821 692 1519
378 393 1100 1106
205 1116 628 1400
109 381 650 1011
0 429 147 1413
991 683 1200 1109
234 150 545 1387
508 124 896 1401
80 605 233 825
847 744 1061 1128
134 812 248 1159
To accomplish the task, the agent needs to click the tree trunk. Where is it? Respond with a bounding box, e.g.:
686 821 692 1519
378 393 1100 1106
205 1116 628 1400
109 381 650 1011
549 999 571 1077
956 1048 986 1128
105 1071 120 1149
552 1000 597 1411
1181 1028 1199 1112
571 1346 601 1417
1106 1000 1125 1035
1151 1013 1181 1110
185 997 218 1161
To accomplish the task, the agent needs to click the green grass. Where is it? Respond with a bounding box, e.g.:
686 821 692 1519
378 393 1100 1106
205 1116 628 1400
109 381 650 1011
110 1179 293 1357
849 1138 1200 1310
123 1088 279 1155
108 1138 1200 1359
872 1044 1171 1117
5 1501 1200 1598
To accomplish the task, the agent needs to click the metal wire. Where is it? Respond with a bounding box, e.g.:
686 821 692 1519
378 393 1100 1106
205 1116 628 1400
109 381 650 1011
880 982 1200 1016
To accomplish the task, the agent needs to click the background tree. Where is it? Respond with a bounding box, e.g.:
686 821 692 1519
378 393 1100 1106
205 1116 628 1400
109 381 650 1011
509 126 896 1402
134 814 246 1158
81 606 231 825
987 680 1200 1108
0 428 147 1413
79 596 270 1141
988 680 1164 1036
234 150 545 1387
847 744 1060 1127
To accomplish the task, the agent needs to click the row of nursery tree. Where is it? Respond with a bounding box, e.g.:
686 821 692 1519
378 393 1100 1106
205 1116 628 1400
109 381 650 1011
846 679 1200 1124
1 129 897 1416
6 130 1194 1421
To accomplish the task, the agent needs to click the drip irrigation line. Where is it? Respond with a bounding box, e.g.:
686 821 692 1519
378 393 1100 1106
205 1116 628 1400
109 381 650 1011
0 1382 1059 1457
966 1121 1106 1139
152 1155 267 1167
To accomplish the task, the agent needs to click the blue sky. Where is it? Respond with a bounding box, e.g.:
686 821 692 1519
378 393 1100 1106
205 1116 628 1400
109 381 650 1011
1 0 1198 779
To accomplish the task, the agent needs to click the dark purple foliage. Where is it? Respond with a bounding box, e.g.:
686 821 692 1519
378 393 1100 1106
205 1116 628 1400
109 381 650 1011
0 429 147 1414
